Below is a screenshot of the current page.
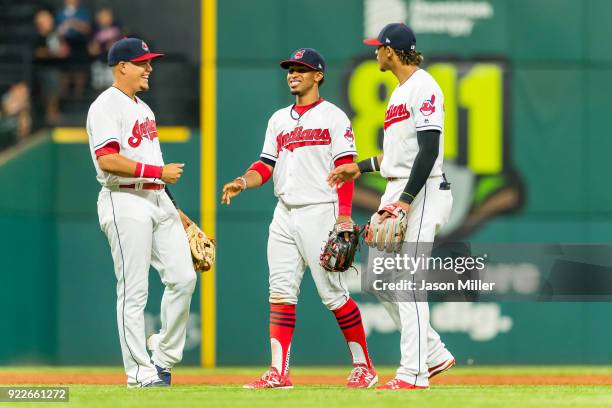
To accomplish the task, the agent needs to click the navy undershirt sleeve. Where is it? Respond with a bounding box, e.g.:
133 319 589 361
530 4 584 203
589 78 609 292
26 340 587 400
399 129 440 204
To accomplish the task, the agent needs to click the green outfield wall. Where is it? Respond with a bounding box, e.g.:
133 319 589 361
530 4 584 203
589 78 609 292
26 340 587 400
1 0 611 366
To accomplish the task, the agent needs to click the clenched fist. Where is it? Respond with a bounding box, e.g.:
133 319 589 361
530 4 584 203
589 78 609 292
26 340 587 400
162 163 184 184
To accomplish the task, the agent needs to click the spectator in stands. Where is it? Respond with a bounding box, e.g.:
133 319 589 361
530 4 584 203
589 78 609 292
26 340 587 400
89 8 123 63
88 7 123 89
33 9 68 125
56 0 91 98
0 82 31 151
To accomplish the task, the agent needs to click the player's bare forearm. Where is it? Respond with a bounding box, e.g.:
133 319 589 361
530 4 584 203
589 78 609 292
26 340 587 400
97 153 184 184
221 162 273 205
241 162 274 189
97 153 139 177
243 169 264 188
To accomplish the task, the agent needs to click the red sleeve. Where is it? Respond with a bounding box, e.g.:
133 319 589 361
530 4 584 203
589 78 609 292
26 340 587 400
95 141 120 158
334 156 354 216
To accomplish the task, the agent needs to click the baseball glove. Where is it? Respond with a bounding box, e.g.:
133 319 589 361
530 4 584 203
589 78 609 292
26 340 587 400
320 222 362 272
186 224 216 272
364 203 408 253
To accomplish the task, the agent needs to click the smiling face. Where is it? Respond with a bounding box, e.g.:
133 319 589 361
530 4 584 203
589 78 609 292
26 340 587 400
116 59 153 93
286 64 323 96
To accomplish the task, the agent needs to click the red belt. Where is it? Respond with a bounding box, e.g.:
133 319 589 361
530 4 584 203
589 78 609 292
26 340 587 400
119 183 165 190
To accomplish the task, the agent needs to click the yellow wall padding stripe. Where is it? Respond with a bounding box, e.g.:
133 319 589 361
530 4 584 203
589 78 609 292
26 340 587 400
200 0 217 368
52 127 190 143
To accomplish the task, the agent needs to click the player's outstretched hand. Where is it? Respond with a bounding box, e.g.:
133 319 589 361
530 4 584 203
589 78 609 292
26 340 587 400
221 179 245 205
162 163 184 184
327 163 361 188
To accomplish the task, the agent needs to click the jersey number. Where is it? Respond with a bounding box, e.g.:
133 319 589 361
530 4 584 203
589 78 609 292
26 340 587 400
347 60 506 190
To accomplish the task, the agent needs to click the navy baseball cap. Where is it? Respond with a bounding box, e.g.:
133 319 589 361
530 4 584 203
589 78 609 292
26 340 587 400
108 38 164 66
280 48 326 72
363 23 416 52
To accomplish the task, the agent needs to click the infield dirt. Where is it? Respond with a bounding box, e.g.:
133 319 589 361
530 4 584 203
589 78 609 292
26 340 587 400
1 371 611 386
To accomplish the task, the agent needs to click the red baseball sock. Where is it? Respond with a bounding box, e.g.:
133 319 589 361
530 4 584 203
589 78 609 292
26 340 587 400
333 298 372 368
269 304 296 376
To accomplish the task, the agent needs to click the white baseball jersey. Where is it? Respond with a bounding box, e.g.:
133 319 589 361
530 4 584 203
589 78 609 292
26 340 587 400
380 69 444 179
260 99 357 206
87 86 164 186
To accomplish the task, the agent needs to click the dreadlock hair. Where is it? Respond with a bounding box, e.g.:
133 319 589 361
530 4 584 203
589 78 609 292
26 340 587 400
394 48 424 66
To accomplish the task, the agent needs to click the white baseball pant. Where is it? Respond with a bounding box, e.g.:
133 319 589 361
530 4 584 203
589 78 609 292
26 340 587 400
375 176 453 387
267 200 349 310
97 187 197 387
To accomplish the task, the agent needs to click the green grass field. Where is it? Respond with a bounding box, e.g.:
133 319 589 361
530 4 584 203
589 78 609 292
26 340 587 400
1 366 610 408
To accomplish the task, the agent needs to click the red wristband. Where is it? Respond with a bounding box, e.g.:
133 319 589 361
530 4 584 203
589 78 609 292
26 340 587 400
134 162 163 179
248 161 272 184
134 162 143 177
144 164 163 178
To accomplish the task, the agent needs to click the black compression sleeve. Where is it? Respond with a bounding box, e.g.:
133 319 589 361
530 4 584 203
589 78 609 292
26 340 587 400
357 156 380 173
400 129 440 204
165 186 178 208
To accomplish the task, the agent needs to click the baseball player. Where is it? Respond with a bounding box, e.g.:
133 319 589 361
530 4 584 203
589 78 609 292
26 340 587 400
87 38 197 388
328 24 455 389
221 48 377 389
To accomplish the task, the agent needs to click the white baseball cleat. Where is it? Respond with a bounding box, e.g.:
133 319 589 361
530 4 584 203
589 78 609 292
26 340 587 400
428 357 456 379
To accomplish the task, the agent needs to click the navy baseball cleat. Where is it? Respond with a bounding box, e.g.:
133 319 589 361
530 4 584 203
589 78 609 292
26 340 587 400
142 378 169 387
155 364 171 385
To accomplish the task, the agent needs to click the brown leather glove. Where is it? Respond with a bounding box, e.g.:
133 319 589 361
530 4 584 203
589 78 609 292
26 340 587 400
186 224 216 272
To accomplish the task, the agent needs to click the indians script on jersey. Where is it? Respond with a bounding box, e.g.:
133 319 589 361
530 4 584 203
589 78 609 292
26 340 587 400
384 103 410 130
129 118 158 147
276 126 331 153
